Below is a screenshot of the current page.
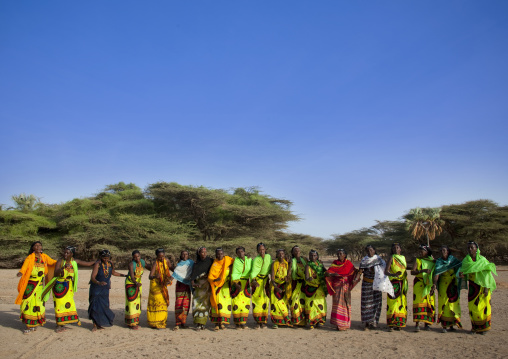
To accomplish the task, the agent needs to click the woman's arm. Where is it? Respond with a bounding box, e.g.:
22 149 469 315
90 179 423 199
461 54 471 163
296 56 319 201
74 259 96 267
90 262 106 285
111 262 126 277
384 256 393 276
305 264 311 282
410 259 419 275
149 263 158 280
54 258 63 277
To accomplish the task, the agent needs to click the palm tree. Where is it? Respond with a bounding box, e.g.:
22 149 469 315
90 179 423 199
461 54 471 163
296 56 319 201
404 207 444 246
11 193 41 212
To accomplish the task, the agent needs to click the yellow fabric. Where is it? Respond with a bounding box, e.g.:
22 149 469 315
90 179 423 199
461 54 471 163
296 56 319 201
16 253 56 305
252 275 269 323
273 259 292 301
147 260 171 328
208 256 234 311
305 266 327 326
210 267 232 324
53 264 80 326
125 265 143 327
386 256 407 327
271 260 291 325
468 273 492 332
290 260 307 326
437 268 461 328
232 278 251 324
19 259 47 327
413 258 435 324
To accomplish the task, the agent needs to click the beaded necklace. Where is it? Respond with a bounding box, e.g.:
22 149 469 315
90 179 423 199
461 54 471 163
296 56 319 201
102 261 111 277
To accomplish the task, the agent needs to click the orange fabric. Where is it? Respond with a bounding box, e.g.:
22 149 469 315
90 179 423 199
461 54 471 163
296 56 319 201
156 259 172 305
16 253 56 305
208 256 234 310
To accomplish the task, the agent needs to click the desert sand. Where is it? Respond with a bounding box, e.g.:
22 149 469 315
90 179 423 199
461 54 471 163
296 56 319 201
1 262 507 359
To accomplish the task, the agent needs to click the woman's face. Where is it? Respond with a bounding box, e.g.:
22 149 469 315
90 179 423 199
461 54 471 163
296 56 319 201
292 247 301 258
393 245 401 255
419 248 428 257
309 252 318 262
257 245 266 256
337 250 346 261
181 251 189 261
101 256 110 263
276 251 285 260
236 248 245 259
441 247 449 259
199 248 207 260
157 252 165 261
216 250 224 260
63 249 73 261
133 252 141 263
367 247 376 257
468 243 477 257
32 242 42 254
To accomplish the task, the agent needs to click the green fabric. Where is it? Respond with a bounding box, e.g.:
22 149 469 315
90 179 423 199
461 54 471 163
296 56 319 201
434 255 461 277
392 254 407 269
133 258 146 273
420 257 435 298
232 257 252 281
250 254 272 279
458 250 497 292
307 260 327 295
42 259 78 302
291 257 307 280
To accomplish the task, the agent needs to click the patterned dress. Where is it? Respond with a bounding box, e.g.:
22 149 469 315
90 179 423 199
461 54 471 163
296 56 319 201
20 256 48 327
53 261 80 326
125 262 144 327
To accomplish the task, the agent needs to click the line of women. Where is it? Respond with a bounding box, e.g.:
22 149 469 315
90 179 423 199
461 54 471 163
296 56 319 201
15 240 497 334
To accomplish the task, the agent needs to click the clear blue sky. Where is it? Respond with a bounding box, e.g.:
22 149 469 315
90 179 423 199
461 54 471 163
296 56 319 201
1 1 507 239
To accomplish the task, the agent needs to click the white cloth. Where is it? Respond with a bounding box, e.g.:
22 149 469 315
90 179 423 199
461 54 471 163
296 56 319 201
360 255 394 297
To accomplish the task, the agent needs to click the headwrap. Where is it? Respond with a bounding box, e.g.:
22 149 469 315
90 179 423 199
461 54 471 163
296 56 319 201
419 244 433 257
232 256 253 281
458 249 497 292
155 248 165 255
15 253 56 305
100 249 111 258
189 248 213 283
359 254 394 296
208 255 234 310
172 259 195 286
325 259 356 295
250 254 272 279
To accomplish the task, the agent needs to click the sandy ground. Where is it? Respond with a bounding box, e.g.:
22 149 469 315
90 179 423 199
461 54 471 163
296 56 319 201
1 263 508 359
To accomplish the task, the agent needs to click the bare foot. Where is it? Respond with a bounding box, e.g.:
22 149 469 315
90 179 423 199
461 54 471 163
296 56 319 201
55 326 67 333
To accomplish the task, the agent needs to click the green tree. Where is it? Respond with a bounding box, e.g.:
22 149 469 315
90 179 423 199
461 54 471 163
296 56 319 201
404 207 444 247
11 193 41 212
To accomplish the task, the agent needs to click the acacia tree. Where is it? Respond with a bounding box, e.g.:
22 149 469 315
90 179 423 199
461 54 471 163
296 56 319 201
404 207 444 247
11 193 41 212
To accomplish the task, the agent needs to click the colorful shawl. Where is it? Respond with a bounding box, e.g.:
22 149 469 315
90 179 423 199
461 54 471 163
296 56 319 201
325 259 356 295
458 250 497 291
16 253 56 305
308 260 327 294
232 257 252 281
434 255 461 277
291 257 307 280
133 259 146 273
172 259 195 286
250 254 272 279
42 259 79 302
359 255 394 296
208 256 234 310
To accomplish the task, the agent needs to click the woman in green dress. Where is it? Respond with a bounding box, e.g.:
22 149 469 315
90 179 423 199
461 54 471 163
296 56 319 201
290 246 307 327
231 246 252 329
411 245 436 332
304 250 327 329
250 243 272 329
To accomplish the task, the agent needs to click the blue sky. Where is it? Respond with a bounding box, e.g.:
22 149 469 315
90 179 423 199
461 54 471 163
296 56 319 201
1 1 507 239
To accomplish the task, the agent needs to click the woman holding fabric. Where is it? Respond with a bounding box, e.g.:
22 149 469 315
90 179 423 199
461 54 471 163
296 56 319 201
125 250 149 330
304 250 327 329
250 243 272 329
384 243 408 331
208 248 234 330
325 249 357 331
231 246 252 329
458 241 497 335
147 248 173 329
171 250 194 330
190 247 213 330
432 245 462 333
290 246 307 327
358 245 394 331
411 244 436 332
89 249 127 331
16 241 57 334
42 246 95 333
270 249 292 328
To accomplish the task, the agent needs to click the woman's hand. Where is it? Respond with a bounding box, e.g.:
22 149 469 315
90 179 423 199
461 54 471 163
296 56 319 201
483 288 489 296
430 284 436 295
99 281 108 286
136 282 142 288
17 272 22 277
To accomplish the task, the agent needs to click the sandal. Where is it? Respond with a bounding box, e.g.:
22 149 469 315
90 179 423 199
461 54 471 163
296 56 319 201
272 324 278 329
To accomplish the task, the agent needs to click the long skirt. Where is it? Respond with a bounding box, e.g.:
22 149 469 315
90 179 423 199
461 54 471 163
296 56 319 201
175 281 191 326
330 279 352 330
231 278 251 325
303 284 326 326
125 280 142 327
88 283 115 327
251 275 269 324
386 278 407 328
290 280 306 325
270 282 291 326
192 274 211 325
210 280 232 325
468 279 491 333
413 277 435 324
53 278 80 326
437 269 461 328
361 280 382 325
147 279 168 328
20 275 46 328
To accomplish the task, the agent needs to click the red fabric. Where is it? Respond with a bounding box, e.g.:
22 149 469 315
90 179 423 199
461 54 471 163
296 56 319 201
325 259 356 296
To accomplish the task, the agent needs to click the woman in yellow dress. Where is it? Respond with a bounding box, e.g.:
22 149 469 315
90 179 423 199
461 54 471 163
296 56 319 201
42 246 95 333
411 244 436 332
231 246 252 329
147 248 173 329
16 241 56 334
208 248 234 330
290 246 307 327
458 241 497 335
125 250 148 330
384 243 408 331
270 249 292 328
432 245 462 333
304 250 327 329
250 243 272 329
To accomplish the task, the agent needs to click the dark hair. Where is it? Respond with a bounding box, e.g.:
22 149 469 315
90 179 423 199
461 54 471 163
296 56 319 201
180 250 189 260
257 242 266 251
155 248 165 256
309 249 319 260
235 246 245 255
99 249 111 258
337 248 347 258
291 245 300 258
467 241 479 249
65 246 76 256
28 241 42 255
440 245 452 255
365 245 376 253
132 250 140 257
276 248 285 255
215 247 223 253
391 243 401 255
419 244 433 257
